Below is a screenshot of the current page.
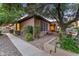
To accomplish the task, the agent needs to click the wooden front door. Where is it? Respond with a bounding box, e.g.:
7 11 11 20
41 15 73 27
50 23 56 32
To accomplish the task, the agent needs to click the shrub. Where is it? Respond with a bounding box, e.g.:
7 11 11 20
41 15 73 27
60 35 79 53
25 33 33 42
23 26 33 34
23 26 33 41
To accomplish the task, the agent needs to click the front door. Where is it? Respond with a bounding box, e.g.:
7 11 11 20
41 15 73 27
50 23 56 32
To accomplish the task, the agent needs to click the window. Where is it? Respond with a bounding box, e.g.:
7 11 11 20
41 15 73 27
41 21 48 31
45 23 48 31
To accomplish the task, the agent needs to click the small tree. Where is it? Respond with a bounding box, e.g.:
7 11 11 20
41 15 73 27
23 26 33 34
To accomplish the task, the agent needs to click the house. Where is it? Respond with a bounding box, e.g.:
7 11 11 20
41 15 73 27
14 14 57 38
76 20 79 27
71 20 79 28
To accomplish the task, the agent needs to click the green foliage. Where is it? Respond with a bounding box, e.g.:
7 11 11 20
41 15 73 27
23 26 33 34
25 33 33 42
58 28 62 33
0 3 26 25
60 35 79 53
23 26 33 41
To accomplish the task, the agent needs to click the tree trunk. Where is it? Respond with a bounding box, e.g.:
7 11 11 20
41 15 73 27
58 24 67 40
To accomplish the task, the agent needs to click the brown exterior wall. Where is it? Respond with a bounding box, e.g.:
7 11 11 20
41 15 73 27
21 17 35 29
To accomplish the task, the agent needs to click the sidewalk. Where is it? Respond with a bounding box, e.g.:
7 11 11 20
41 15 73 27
5 33 50 56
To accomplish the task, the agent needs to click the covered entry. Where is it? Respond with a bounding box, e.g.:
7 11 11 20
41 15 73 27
50 23 56 32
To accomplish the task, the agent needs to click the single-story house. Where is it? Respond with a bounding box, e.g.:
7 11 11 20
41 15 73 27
14 14 57 38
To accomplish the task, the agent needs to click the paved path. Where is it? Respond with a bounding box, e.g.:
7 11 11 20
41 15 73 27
5 33 50 56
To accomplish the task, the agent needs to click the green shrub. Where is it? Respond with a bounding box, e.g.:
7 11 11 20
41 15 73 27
60 35 79 53
23 26 33 34
25 33 33 42
23 26 33 41
58 28 62 33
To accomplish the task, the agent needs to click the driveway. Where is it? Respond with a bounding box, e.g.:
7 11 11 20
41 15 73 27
5 33 50 56
0 35 22 56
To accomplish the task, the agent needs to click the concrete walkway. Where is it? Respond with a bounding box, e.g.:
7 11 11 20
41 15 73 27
5 33 50 56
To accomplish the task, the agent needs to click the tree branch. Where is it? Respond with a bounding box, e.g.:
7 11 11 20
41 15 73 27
47 7 61 24
65 7 79 27
56 3 64 25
